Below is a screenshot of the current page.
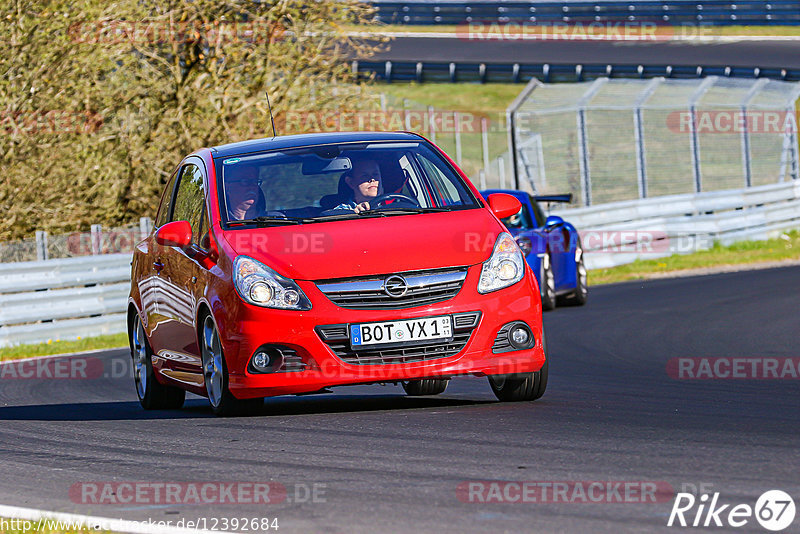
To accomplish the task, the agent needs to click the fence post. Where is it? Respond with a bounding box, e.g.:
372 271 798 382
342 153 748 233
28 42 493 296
403 99 410 131
787 83 800 182
139 217 153 240
740 78 769 188
35 231 49 261
633 78 662 199
498 157 506 188
688 77 716 193
505 78 543 191
576 78 608 206
91 224 102 255
479 169 487 189
427 106 436 144
454 111 462 165
481 118 490 180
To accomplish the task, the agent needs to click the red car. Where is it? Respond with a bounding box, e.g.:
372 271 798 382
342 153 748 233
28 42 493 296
128 132 547 415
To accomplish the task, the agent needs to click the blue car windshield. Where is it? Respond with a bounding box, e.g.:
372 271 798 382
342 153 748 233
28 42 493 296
216 141 480 225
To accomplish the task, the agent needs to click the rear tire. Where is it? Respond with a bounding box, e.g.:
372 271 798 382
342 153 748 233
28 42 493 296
402 379 449 396
129 314 185 410
488 331 548 402
201 314 263 417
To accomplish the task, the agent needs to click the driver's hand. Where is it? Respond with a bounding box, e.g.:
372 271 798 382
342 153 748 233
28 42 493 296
354 202 371 214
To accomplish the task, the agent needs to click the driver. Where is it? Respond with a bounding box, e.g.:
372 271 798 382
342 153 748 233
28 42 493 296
333 158 383 214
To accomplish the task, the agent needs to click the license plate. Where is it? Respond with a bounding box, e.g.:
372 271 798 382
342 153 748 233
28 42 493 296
350 315 452 349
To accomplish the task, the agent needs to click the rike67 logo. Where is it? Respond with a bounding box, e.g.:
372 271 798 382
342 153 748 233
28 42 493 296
668 490 796 531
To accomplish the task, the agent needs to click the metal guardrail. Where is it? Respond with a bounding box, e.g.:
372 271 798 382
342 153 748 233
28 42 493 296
0 254 131 348
1 182 798 346
353 60 800 84
552 181 800 269
371 1 800 25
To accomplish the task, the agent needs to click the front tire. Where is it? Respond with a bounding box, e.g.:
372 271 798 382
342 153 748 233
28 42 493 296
201 315 262 416
130 315 185 410
402 379 449 396
488 331 548 402
558 244 588 306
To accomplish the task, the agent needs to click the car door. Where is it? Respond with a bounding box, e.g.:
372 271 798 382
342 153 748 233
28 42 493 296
140 167 180 352
531 197 573 291
156 159 207 385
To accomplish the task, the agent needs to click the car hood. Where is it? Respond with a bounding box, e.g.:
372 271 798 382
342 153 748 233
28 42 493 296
222 209 502 280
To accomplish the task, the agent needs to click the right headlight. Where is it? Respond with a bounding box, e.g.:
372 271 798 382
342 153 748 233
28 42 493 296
233 256 312 310
478 232 525 294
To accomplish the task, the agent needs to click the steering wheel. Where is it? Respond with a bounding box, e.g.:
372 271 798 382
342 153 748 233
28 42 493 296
371 194 421 208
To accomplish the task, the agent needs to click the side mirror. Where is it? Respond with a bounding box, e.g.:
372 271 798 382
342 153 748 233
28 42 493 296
545 215 564 228
487 193 522 220
155 220 192 248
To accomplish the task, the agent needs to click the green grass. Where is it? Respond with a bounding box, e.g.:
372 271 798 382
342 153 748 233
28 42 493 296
0 332 128 362
375 83 521 113
589 230 800 285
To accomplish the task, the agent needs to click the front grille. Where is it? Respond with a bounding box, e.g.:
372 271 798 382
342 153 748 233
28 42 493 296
316 311 481 365
315 267 468 310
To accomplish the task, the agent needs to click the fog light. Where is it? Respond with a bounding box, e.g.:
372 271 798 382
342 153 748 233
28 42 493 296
252 351 271 371
511 327 529 345
508 324 533 350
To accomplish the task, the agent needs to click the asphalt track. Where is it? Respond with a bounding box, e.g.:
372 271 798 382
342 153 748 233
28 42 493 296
368 36 800 69
1 266 799 533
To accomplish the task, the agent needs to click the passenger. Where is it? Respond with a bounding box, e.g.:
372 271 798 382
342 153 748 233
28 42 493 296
333 159 383 214
226 167 260 220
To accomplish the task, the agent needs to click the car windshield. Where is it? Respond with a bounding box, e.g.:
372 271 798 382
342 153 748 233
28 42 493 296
216 141 480 225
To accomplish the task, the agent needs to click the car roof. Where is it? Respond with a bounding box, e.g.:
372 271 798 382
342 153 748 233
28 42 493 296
209 131 425 159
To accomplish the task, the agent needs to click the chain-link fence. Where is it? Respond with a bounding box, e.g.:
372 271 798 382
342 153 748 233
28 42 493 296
0 219 151 263
508 76 800 206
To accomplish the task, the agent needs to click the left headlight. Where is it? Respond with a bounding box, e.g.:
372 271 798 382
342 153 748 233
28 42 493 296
233 256 312 310
478 232 525 294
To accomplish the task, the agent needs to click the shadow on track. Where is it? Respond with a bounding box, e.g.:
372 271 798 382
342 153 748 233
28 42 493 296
0 394 495 421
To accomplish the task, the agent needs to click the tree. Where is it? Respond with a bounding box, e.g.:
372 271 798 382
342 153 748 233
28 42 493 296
0 0 384 240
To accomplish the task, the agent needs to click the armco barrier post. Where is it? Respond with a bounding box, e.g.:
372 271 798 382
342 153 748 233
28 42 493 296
91 224 102 255
35 231 48 261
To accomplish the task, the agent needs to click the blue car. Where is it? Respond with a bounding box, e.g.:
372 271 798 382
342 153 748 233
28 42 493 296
481 189 588 311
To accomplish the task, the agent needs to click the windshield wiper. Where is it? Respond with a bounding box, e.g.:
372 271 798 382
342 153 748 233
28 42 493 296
360 207 456 215
228 216 305 227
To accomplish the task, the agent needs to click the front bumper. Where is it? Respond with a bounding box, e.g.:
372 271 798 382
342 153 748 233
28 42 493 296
224 264 544 399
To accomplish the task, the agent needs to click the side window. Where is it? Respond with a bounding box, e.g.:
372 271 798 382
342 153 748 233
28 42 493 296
154 168 180 227
415 152 472 207
171 163 206 242
197 206 211 249
530 198 547 227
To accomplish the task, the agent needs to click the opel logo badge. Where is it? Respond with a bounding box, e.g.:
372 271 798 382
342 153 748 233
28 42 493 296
384 275 409 298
